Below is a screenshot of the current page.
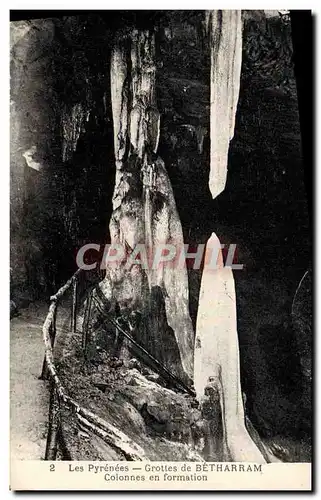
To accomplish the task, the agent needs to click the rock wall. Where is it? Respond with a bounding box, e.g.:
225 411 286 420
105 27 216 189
10 16 115 304
10 19 58 303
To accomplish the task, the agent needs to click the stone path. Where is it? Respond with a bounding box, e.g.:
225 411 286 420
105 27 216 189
10 303 49 460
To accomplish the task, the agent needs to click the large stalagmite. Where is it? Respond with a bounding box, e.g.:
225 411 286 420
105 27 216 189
194 234 265 461
99 28 194 380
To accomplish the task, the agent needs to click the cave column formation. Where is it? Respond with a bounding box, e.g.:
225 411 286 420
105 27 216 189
103 12 267 461
194 10 267 462
100 27 195 379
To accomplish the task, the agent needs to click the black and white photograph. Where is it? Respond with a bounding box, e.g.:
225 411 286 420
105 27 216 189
9 8 312 490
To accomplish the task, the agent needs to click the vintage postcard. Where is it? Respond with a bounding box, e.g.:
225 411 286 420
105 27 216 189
10 9 312 491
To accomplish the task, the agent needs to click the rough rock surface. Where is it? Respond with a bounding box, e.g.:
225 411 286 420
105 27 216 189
55 314 207 461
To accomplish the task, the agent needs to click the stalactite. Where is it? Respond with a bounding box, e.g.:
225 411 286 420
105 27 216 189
61 103 90 163
209 10 242 199
110 39 129 205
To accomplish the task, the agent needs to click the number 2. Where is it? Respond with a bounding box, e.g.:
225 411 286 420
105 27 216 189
50 464 55 472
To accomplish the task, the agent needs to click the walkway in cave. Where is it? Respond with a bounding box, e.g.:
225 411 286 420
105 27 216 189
10 303 49 460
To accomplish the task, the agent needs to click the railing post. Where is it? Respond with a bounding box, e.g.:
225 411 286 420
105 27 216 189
40 303 57 380
44 384 60 460
82 290 92 351
71 277 78 334
40 356 49 381
40 352 49 381
51 305 57 346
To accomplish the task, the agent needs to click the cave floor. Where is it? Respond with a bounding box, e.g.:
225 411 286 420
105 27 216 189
9 297 311 462
10 303 50 460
